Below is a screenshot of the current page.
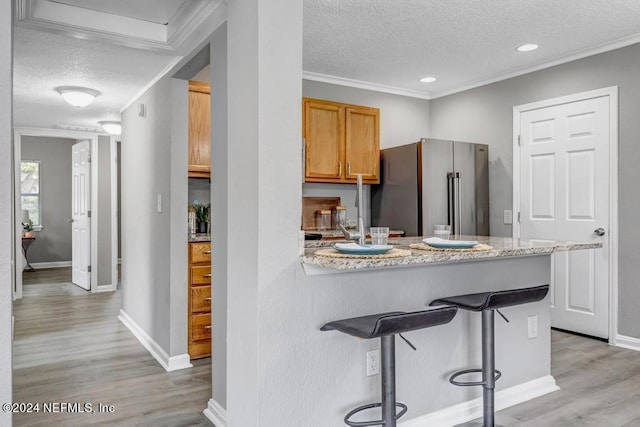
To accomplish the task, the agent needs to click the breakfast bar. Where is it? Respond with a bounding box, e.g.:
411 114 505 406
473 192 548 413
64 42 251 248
302 236 602 424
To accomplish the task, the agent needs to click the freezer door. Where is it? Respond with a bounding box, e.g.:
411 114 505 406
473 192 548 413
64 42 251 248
453 141 489 235
421 139 454 236
371 144 420 235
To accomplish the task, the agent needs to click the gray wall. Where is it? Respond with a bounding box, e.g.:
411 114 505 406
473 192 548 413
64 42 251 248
301 80 431 227
21 136 74 264
97 135 112 286
430 42 640 338
121 75 188 357
0 1 12 421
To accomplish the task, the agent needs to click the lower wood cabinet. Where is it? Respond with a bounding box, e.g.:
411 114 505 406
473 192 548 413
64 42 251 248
188 241 212 359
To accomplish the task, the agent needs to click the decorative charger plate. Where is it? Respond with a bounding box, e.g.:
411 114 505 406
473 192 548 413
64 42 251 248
333 243 394 255
422 237 479 249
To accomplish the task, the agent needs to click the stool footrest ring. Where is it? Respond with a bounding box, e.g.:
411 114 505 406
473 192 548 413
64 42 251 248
344 402 408 427
449 368 502 387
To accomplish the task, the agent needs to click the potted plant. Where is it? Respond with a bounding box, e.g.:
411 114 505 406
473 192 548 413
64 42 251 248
22 219 35 238
192 200 210 234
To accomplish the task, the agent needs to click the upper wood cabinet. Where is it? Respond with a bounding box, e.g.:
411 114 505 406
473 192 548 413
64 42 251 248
188 81 211 179
303 98 380 184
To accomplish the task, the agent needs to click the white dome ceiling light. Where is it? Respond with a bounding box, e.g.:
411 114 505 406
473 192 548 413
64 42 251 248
420 76 437 83
55 86 100 107
99 121 122 135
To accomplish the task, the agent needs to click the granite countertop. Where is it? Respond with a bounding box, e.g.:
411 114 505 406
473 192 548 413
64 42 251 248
301 235 602 274
189 233 211 242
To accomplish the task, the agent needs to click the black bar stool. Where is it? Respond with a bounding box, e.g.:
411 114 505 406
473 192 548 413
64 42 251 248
321 306 458 427
429 284 549 427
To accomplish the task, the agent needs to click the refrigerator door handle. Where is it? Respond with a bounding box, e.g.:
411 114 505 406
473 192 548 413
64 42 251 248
447 172 455 231
455 172 462 235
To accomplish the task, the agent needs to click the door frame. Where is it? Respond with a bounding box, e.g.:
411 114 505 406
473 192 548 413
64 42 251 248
12 127 111 298
512 86 619 344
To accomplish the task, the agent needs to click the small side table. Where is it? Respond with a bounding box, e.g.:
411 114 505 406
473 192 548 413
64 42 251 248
21 237 36 272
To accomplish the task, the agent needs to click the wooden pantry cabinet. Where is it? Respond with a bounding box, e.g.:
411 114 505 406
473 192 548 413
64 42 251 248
303 98 380 184
188 241 212 359
188 81 211 178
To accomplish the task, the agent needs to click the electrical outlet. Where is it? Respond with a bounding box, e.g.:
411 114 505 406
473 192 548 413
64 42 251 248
366 350 379 376
503 209 513 225
528 315 538 339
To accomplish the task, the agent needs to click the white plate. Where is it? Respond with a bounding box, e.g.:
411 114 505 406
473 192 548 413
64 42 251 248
423 237 479 249
333 243 393 255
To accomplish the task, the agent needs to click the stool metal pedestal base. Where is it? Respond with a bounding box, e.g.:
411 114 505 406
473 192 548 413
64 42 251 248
344 335 407 427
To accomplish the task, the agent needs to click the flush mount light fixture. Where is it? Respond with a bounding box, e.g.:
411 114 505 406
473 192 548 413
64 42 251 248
99 121 122 135
55 86 100 107
420 76 437 83
516 43 539 52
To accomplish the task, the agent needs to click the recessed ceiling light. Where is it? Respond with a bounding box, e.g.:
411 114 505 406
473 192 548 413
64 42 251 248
516 44 538 52
99 121 122 135
55 86 100 107
420 76 436 83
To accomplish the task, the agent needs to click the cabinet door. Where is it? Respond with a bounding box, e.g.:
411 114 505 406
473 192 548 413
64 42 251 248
304 99 344 182
188 81 211 178
345 106 380 184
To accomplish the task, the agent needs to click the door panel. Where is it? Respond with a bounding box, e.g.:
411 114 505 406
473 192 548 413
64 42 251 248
519 95 610 338
421 139 453 236
304 100 344 181
345 106 380 183
72 140 91 290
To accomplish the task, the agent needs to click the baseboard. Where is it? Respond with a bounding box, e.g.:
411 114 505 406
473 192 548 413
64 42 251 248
615 334 640 351
203 399 227 427
30 261 72 269
399 375 559 427
118 309 193 372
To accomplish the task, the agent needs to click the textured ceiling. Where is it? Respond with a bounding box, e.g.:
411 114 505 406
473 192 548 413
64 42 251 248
50 0 193 25
304 0 640 97
13 27 178 129
14 1 640 131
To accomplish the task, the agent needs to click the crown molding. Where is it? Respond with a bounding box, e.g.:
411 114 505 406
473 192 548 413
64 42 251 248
168 0 225 50
14 0 224 52
302 71 431 100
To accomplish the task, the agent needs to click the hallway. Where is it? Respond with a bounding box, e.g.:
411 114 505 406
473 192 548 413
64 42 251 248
13 269 212 426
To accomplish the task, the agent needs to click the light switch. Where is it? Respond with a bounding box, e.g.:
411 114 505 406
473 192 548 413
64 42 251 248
503 210 513 225
157 194 162 213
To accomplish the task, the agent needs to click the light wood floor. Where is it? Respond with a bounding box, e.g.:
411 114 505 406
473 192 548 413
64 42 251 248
17 269 640 426
14 268 212 426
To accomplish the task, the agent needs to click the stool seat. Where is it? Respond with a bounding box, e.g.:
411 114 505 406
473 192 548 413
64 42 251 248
321 306 458 427
320 306 458 339
429 284 549 311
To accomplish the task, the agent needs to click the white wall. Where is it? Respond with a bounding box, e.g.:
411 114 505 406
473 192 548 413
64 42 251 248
210 23 228 411
0 1 12 424
120 75 188 358
429 42 640 337
97 135 113 286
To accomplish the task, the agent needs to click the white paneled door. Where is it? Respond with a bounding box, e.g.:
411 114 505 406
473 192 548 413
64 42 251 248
518 94 611 338
72 140 91 290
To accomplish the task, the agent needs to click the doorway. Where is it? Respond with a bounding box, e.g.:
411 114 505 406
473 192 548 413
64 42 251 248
13 128 119 299
513 87 618 341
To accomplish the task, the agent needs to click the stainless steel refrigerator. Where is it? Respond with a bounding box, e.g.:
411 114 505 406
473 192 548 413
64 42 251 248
371 138 489 237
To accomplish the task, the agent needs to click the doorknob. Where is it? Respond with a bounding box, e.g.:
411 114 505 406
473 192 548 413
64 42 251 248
68 218 74 223
594 228 606 236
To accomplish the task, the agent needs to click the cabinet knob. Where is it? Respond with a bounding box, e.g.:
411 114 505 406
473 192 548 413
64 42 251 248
204 297 212 301
203 273 212 278
203 250 212 254
338 161 342 177
204 325 212 329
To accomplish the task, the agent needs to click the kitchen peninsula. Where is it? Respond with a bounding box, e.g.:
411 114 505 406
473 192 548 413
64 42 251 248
303 236 602 424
